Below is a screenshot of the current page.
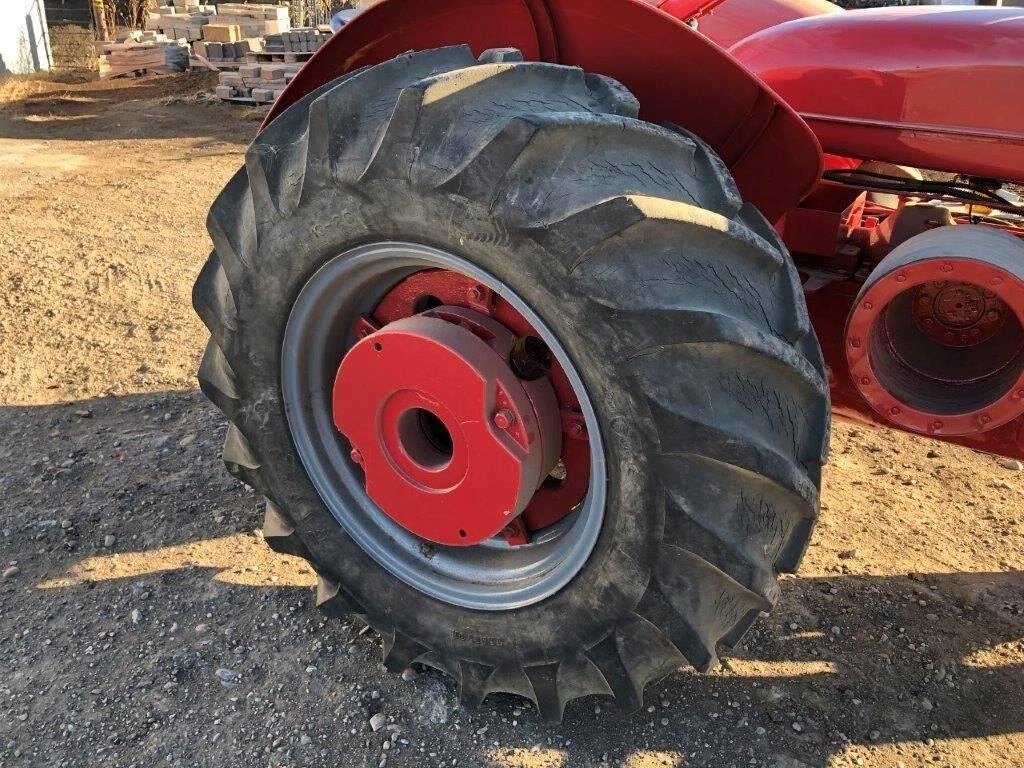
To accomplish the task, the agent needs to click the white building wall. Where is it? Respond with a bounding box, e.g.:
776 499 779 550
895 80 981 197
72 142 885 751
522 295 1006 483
0 0 54 75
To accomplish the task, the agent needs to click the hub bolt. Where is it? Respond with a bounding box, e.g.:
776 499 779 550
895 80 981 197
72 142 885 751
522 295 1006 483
494 409 516 430
350 448 364 465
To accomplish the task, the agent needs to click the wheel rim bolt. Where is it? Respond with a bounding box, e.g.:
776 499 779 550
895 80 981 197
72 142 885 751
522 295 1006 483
494 409 515 430
350 448 364 465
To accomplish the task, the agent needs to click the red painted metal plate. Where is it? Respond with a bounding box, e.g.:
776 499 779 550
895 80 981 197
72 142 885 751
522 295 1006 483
370 270 591 534
333 314 558 546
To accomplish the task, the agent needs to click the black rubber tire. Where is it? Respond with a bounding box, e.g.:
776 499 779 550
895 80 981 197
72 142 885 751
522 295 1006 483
193 46 830 721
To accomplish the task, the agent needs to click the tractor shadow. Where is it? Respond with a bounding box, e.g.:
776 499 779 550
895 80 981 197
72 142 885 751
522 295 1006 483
2 390 1023 767
0 70 262 143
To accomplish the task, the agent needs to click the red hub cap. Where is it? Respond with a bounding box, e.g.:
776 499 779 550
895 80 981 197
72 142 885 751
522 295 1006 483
333 305 564 546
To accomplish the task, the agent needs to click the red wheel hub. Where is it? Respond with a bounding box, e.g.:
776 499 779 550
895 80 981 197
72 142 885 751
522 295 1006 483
847 257 1024 436
333 299 569 546
912 281 1008 347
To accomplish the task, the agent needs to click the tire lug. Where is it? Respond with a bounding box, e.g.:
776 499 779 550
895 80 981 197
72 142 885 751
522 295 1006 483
494 409 515 430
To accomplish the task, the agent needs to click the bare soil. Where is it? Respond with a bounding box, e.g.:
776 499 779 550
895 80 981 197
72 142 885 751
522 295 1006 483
1 73 1022 768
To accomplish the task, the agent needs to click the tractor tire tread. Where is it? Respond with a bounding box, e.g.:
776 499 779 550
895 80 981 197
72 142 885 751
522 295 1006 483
193 47 829 720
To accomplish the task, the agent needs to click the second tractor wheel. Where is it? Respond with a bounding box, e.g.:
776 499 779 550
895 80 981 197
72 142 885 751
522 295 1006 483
193 46 830 721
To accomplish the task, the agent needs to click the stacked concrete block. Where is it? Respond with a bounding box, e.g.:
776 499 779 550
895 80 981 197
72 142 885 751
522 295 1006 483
263 28 328 55
193 37 263 65
145 4 216 41
97 31 189 77
214 60 303 103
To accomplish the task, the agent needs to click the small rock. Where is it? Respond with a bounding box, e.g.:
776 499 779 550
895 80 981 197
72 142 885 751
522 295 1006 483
74 409 93 419
920 697 933 711
869 730 881 741
400 668 418 682
926 449 941 459
926 613 938 622
131 609 142 625
1000 458 1023 471
215 668 239 686
831 626 841 635
838 549 860 560
2 566 19 579
299 734 312 746
755 726 767 736
103 535 116 548
792 722 803 732
60 519 73 530
178 434 196 449
475 726 488 736
660 718 669 727
369 713 387 732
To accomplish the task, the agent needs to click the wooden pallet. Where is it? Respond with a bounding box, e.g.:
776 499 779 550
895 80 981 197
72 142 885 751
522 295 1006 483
222 95 261 105
247 50 313 64
190 55 243 71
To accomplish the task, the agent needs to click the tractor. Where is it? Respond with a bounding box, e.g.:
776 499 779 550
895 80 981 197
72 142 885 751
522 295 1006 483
192 0 1024 720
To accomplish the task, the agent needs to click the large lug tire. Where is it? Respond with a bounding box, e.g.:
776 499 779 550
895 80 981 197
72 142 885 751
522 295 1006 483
193 46 830 721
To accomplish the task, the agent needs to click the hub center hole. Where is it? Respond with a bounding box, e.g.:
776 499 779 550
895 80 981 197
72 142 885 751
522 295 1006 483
397 408 454 470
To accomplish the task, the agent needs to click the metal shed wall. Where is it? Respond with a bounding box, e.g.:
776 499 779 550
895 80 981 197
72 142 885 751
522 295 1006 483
0 0 54 74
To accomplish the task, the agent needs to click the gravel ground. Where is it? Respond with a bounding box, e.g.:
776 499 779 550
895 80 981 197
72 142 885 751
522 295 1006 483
1 72 1022 768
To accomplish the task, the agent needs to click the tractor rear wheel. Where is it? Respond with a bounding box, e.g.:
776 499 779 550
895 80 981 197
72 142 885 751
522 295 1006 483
193 46 830 720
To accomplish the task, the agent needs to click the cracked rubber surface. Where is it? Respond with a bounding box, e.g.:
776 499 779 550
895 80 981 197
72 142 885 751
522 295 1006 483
192 47 830 721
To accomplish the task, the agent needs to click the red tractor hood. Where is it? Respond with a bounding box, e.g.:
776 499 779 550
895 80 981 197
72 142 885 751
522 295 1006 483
731 7 1024 184
655 0 728 18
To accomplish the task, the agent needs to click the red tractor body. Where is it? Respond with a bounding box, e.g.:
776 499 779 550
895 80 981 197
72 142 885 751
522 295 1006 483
195 0 1024 716
729 6 1024 457
267 0 1024 461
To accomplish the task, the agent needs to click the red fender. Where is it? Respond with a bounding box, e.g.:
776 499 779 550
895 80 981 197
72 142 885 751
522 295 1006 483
262 0 822 223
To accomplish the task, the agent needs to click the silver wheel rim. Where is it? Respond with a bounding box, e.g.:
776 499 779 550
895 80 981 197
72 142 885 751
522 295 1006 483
280 242 606 611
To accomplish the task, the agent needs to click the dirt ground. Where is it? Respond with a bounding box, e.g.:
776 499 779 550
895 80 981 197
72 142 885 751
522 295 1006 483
1 72 1023 768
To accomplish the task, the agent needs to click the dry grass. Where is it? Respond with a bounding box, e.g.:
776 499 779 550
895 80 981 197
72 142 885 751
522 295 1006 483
0 74 51 106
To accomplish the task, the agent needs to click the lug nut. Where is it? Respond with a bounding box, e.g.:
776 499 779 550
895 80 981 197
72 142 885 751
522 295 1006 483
350 448 364 465
494 409 515 430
